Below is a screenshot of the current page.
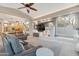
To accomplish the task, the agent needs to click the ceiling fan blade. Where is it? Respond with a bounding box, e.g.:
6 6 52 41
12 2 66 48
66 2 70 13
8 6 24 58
29 7 37 11
18 7 26 9
21 3 26 5
28 3 34 6
27 9 30 13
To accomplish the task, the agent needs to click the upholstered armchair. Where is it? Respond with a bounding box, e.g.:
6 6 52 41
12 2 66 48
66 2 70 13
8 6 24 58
2 34 40 56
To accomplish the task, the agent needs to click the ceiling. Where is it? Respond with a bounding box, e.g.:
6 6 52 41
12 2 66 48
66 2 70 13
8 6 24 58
0 3 78 19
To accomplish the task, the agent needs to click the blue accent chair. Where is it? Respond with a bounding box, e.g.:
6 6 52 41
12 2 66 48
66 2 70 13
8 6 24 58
2 34 40 56
2 36 14 56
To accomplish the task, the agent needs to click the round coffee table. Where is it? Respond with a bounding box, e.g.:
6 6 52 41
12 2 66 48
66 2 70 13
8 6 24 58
36 47 54 56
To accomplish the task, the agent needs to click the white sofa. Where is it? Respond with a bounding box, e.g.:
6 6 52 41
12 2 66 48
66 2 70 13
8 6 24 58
37 38 79 56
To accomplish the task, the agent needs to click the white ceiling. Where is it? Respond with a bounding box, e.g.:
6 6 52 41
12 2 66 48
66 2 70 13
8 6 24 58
0 3 78 19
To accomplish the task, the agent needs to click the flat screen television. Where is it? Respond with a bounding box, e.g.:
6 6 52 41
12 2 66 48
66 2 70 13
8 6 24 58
36 23 45 32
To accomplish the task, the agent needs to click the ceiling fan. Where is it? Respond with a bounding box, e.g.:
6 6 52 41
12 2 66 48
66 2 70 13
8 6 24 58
18 3 37 13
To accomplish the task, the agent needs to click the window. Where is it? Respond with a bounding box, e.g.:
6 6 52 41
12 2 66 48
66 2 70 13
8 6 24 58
55 14 78 39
